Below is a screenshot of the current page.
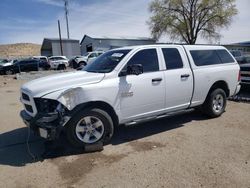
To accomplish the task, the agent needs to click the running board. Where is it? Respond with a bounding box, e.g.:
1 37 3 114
124 108 194 126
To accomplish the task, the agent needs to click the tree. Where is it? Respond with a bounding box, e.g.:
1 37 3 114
148 0 238 44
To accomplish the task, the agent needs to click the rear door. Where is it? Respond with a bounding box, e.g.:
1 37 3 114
18 60 28 72
160 47 193 110
29 60 39 71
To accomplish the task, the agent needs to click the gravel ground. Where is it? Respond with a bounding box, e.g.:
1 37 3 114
0 73 250 188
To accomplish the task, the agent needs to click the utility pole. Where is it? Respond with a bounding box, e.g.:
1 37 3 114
64 0 70 39
58 20 63 56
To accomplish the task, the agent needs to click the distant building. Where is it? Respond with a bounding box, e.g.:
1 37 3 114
80 35 156 55
41 38 81 58
224 41 250 54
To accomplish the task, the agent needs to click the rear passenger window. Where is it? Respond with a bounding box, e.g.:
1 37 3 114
190 50 221 66
127 49 159 73
216 50 235 63
162 48 183 70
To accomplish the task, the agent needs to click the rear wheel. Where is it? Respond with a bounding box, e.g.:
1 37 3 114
66 108 114 148
202 88 227 118
57 64 66 70
5 69 14 75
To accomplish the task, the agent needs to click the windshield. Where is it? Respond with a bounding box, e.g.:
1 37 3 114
83 52 90 56
83 49 131 73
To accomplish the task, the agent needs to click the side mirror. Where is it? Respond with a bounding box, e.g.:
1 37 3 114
119 64 143 77
127 64 143 75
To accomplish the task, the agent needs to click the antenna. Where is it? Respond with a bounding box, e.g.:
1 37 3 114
64 0 70 39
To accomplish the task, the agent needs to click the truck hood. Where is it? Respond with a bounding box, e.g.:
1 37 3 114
21 71 105 97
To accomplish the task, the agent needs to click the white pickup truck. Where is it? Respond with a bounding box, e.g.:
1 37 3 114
20 45 241 147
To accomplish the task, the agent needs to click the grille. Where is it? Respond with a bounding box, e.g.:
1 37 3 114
22 93 30 101
24 104 33 113
241 79 250 83
240 66 250 72
241 74 250 77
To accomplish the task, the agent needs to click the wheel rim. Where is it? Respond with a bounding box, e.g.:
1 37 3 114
6 70 13 75
38 67 44 71
212 94 224 113
75 116 104 144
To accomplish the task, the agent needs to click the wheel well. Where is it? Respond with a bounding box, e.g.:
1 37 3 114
79 61 87 66
70 101 119 127
209 81 230 97
58 64 66 67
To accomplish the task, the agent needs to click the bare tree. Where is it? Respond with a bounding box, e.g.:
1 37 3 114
148 0 238 44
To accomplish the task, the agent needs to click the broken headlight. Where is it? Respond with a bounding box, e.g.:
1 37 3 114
35 98 59 113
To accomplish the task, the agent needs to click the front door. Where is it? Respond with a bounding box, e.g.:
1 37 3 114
119 48 166 121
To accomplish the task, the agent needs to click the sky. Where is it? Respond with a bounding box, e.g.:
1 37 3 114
0 0 249 45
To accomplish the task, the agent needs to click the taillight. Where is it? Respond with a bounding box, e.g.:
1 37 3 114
238 70 241 82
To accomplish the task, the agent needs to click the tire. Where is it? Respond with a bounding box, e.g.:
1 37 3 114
57 64 66 70
202 88 227 118
78 62 86 68
38 67 45 71
5 69 14 75
66 108 114 148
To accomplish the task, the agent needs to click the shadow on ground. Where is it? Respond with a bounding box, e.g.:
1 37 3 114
0 110 207 167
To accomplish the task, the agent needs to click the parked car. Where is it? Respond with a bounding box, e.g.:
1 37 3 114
0 59 10 65
239 56 250 85
0 59 50 75
48 56 69 70
33 56 49 63
20 45 240 148
68 56 82 69
237 55 250 64
73 51 104 68
230 50 245 63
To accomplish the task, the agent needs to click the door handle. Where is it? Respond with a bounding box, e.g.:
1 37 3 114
152 78 163 82
181 74 190 78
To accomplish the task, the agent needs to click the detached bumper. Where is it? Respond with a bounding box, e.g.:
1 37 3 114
20 110 62 140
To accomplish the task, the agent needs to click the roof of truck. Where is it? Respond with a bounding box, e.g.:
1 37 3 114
114 44 226 51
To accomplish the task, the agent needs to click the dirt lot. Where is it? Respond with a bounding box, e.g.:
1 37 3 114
0 74 250 188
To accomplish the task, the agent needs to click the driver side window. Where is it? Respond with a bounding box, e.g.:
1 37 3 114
126 49 159 73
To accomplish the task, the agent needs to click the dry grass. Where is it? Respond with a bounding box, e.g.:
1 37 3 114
0 43 41 59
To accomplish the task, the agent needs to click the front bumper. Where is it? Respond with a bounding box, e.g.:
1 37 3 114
20 110 62 140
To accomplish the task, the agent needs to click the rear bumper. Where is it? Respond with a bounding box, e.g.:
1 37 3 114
20 110 62 140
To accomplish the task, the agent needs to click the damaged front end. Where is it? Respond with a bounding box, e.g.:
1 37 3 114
20 97 71 140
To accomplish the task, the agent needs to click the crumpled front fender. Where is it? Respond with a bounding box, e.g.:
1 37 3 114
57 87 86 111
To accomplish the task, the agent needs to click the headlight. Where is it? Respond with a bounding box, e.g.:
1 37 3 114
35 98 59 113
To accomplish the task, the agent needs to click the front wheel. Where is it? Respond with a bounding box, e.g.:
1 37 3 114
5 69 14 75
38 67 45 71
202 88 227 118
78 62 86 68
66 108 114 147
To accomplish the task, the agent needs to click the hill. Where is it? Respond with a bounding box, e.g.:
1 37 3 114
0 43 41 59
